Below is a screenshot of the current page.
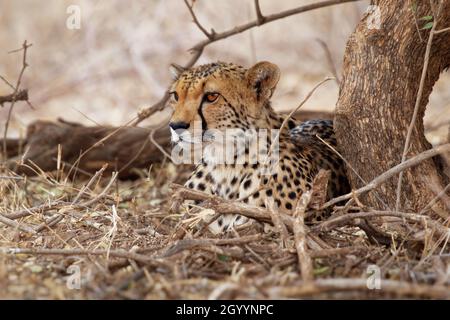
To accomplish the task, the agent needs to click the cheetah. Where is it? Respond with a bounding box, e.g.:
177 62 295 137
168 61 350 234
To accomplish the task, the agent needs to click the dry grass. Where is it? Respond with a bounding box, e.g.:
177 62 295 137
1 0 449 300
0 160 449 299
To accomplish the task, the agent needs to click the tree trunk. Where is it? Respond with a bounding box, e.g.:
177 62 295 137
335 0 450 214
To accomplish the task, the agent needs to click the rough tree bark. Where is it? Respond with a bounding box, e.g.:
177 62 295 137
335 0 450 214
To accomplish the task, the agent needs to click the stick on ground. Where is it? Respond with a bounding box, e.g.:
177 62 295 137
293 191 314 282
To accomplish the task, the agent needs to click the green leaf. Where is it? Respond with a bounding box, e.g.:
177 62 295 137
419 15 433 21
313 266 330 275
217 254 229 262
421 21 434 30
411 2 417 13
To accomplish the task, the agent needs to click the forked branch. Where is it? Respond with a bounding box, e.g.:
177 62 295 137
133 0 361 125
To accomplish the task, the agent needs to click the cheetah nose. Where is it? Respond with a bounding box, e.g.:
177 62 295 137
169 122 190 131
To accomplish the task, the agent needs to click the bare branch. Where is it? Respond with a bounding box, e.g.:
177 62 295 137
160 236 260 259
322 143 450 209
420 182 450 214
313 210 450 238
71 164 108 204
265 77 333 171
434 26 450 34
293 191 314 282
254 0 265 25
3 201 66 220
315 134 389 209
0 214 37 234
0 89 28 106
170 183 275 224
268 278 450 299
79 171 118 207
169 184 331 252
183 0 213 39
133 0 362 125
266 198 289 248
316 39 340 84
0 75 16 91
0 175 23 180
2 247 160 265
2 40 32 158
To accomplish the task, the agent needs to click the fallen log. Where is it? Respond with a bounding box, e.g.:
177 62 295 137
1 138 26 158
5 119 172 179
2 110 334 179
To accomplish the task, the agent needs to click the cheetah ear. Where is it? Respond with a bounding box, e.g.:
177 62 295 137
169 63 186 80
246 61 280 102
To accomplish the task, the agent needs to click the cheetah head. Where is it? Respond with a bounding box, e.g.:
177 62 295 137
168 61 280 146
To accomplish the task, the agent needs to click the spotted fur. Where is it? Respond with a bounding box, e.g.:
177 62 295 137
168 61 349 234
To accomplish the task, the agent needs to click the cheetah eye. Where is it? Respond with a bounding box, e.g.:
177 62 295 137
204 92 219 103
170 91 179 102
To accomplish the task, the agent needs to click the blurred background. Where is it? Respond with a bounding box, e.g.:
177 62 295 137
1 0 449 143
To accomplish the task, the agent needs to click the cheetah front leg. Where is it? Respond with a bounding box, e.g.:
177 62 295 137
183 166 247 234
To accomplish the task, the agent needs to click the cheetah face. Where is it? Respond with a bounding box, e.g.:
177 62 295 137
168 61 280 148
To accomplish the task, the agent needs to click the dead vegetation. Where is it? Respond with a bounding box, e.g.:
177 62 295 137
0 157 449 299
1 0 450 300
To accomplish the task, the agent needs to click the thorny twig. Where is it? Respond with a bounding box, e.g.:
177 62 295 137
2 41 33 159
